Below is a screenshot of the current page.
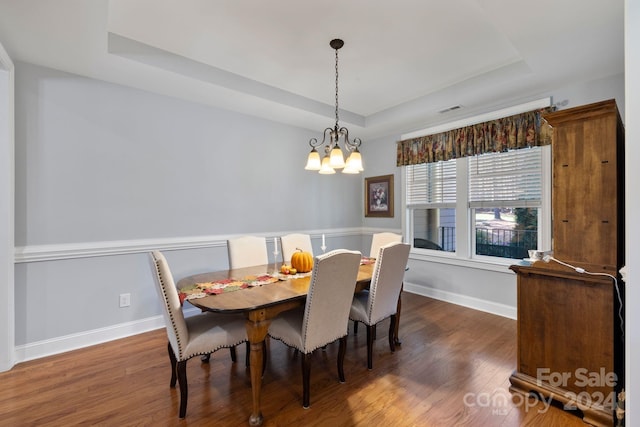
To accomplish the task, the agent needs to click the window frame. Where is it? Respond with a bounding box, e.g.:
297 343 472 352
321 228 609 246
402 145 551 271
405 157 457 253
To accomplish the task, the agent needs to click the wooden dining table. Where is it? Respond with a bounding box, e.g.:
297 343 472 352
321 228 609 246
176 261 402 426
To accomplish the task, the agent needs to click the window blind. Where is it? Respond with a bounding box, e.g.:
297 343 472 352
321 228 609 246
468 148 542 208
406 159 456 207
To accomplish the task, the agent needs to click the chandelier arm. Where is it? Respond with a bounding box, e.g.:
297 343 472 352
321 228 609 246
337 127 362 151
309 127 336 150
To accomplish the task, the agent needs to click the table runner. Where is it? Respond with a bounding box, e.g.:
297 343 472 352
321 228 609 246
179 274 279 303
179 257 373 303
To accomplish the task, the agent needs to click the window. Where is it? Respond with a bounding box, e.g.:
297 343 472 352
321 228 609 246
406 159 456 252
405 146 550 262
469 148 542 259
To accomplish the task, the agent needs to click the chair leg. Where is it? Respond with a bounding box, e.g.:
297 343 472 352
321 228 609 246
177 360 189 418
388 314 397 352
168 342 177 388
229 346 237 362
201 353 211 363
337 336 347 383
366 325 374 370
301 352 312 408
353 320 359 335
245 341 250 367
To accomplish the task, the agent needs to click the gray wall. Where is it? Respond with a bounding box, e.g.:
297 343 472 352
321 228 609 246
14 63 366 245
624 0 640 419
12 62 367 356
362 72 625 320
11 60 625 361
0 50 14 370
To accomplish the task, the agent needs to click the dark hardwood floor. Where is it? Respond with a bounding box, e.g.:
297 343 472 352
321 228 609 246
0 294 589 426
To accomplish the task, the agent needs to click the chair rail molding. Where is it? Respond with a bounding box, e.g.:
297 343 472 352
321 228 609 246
14 228 365 263
361 227 403 236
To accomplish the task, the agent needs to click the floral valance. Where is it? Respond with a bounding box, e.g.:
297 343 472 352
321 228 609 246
396 107 554 166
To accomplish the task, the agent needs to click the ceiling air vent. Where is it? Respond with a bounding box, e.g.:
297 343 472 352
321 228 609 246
438 105 462 114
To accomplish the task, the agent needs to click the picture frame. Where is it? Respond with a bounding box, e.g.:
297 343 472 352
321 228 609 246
365 174 394 217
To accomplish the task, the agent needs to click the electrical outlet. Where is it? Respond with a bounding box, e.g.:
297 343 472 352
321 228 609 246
119 293 131 308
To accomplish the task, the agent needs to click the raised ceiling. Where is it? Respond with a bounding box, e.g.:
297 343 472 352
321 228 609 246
0 0 624 139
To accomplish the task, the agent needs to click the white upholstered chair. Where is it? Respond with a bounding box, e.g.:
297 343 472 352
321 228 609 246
268 249 361 408
369 232 402 258
350 242 410 369
227 236 269 269
280 233 313 264
149 251 248 418
352 232 403 334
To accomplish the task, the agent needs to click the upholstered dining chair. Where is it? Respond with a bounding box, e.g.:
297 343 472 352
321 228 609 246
351 232 403 335
149 251 248 418
267 249 361 408
280 233 314 264
227 235 269 269
350 242 410 370
369 232 402 258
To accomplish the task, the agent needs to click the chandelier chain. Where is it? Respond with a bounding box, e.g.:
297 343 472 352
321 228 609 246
335 47 339 129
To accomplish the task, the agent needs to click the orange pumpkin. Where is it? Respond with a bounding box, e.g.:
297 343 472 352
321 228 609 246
290 248 313 273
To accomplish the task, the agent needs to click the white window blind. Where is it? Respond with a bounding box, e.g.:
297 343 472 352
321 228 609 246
468 148 542 208
406 159 456 207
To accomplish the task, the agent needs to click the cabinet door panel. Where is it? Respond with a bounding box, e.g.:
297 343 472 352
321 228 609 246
517 272 614 398
552 114 618 269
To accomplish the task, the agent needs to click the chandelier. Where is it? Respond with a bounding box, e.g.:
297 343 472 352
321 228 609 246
305 39 363 174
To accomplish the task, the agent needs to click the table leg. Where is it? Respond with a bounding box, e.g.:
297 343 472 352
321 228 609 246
394 285 403 346
246 310 270 426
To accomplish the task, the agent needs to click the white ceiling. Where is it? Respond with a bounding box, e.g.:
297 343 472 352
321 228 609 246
0 0 625 139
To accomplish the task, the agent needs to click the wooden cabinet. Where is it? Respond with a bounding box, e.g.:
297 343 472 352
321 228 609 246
509 265 622 426
509 100 624 427
549 99 625 273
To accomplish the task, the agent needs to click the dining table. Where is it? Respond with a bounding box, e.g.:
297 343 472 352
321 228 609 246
176 260 402 426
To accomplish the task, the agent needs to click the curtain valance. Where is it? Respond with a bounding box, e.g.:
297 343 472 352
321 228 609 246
396 107 554 166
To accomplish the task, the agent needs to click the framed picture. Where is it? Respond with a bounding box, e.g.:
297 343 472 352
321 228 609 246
365 174 394 217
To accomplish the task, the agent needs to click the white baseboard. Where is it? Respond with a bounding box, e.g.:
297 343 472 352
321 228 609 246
13 306 208 364
403 281 517 320
14 315 166 364
12 286 514 365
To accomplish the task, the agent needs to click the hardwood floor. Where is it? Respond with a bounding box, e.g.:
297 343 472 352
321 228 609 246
0 294 590 426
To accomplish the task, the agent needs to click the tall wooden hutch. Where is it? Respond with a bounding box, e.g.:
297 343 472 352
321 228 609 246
509 99 625 426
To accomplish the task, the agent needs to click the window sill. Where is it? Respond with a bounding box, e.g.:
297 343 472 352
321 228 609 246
409 249 525 274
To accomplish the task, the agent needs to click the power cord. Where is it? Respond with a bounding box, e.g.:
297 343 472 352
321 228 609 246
543 255 624 342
